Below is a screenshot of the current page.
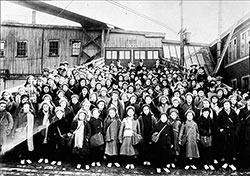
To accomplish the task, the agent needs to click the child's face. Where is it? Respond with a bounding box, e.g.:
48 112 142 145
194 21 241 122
127 109 134 117
145 97 152 104
97 102 105 110
160 114 168 123
172 100 179 107
202 111 209 118
143 106 150 115
56 111 64 119
72 97 78 104
170 112 178 120
109 109 116 118
211 97 218 103
223 102 231 110
60 101 67 108
78 112 86 121
203 101 210 108
43 104 49 112
186 112 193 121
92 110 100 119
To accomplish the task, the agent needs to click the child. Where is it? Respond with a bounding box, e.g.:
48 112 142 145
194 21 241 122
197 108 215 170
89 108 104 167
104 107 121 168
119 106 141 170
151 113 173 173
179 109 200 170
71 111 91 170
168 108 182 169
138 104 157 166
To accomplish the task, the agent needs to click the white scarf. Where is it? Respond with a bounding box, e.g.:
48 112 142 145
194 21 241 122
26 112 34 151
74 121 84 148
42 111 50 144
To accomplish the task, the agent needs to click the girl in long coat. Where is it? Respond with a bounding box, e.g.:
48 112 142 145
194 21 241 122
217 99 240 171
138 104 157 166
197 108 216 170
239 96 250 168
119 106 141 170
104 107 121 168
151 113 174 174
89 108 104 167
178 109 200 170
71 111 91 170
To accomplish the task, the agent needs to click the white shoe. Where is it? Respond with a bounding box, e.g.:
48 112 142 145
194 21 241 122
20 159 25 165
204 164 209 170
156 168 161 173
125 164 130 169
44 159 49 164
229 164 236 171
171 163 176 168
96 162 101 167
222 163 228 169
85 165 90 170
190 165 197 170
209 165 215 171
166 164 170 168
184 165 190 170
51 161 56 165
214 159 218 164
57 161 62 166
107 163 112 168
143 161 147 166
76 164 81 169
38 158 43 163
130 164 135 169
147 161 151 166
163 167 170 173
91 162 95 167
114 163 120 168
26 159 32 164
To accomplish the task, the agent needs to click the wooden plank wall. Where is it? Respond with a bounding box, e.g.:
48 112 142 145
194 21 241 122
0 24 102 74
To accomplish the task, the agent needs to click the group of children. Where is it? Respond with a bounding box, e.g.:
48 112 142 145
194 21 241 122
0 59 250 173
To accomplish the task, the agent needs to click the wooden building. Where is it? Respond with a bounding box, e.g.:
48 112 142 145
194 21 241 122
210 13 250 91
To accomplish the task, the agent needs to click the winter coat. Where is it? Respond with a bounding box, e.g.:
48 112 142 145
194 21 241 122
119 117 141 156
0 110 14 146
104 116 121 156
169 118 182 156
217 108 240 158
239 105 250 157
179 120 200 158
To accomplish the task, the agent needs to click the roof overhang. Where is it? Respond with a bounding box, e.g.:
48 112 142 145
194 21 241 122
11 0 117 29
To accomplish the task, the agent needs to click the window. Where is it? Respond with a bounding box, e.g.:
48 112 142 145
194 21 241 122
105 50 131 60
242 75 249 90
147 50 159 59
134 50 146 60
227 37 237 64
71 40 81 56
49 40 59 56
240 29 250 58
231 79 237 89
0 41 5 57
106 51 118 60
16 41 27 57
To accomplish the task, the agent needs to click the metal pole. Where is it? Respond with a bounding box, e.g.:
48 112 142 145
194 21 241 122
180 0 184 67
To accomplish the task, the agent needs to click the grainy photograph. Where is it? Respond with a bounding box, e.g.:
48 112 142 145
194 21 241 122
0 0 250 175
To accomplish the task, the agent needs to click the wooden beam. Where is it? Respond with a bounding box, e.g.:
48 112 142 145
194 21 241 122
213 23 237 74
82 28 101 48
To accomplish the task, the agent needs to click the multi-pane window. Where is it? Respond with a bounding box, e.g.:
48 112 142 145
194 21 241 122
227 38 237 64
71 40 81 56
17 41 27 57
106 50 131 60
147 50 159 59
0 41 5 57
134 51 146 60
49 40 59 56
240 28 250 58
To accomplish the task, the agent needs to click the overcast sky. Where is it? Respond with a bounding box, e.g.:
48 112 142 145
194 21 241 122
1 1 250 43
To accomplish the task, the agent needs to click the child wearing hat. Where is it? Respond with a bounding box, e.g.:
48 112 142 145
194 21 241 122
168 108 182 168
138 104 157 166
197 108 216 170
71 111 91 170
119 106 141 170
178 109 200 170
104 107 121 168
89 108 104 167
151 113 173 173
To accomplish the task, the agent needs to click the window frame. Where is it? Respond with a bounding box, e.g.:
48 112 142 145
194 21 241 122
0 41 5 57
105 50 131 60
231 78 237 89
241 75 249 90
70 40 81 57
48 40 59 57
16 41 28 58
